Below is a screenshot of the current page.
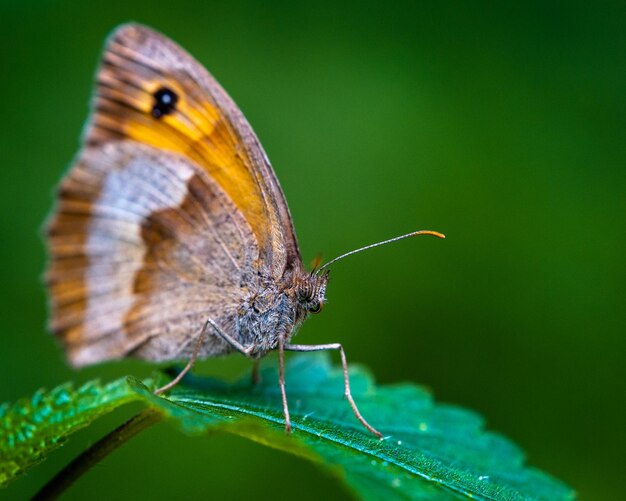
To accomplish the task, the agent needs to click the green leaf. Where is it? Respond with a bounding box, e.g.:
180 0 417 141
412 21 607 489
1 354 575 500
0 378 137 485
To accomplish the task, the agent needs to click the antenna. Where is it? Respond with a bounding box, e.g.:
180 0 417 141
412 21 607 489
315 230 445 274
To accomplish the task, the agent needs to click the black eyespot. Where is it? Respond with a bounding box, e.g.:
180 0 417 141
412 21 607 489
151 87 178 118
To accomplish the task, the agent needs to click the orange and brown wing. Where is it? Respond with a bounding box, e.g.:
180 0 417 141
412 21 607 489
45 24 301 366
86 23 301 273
46 142 257 366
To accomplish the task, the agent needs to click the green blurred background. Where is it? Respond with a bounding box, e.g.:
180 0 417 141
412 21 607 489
1 1 624 499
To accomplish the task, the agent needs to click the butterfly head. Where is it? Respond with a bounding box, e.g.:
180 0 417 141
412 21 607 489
294 271 329 314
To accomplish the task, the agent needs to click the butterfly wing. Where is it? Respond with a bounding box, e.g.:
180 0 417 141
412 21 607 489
47 142 257 365
46 24 302 366
88 23 301 272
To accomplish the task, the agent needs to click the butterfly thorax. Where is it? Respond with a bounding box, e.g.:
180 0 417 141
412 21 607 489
235 271 328 358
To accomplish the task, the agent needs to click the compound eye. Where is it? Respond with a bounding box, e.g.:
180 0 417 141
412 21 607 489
309 301 323 314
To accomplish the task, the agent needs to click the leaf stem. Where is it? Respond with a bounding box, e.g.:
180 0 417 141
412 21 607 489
33 408 163 500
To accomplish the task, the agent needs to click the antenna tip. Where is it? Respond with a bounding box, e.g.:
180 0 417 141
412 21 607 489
411 230 446 239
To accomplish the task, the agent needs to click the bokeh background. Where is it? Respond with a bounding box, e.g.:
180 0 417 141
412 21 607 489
1 1 624 499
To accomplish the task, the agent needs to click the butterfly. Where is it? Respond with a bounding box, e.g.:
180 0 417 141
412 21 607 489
45 24 443 438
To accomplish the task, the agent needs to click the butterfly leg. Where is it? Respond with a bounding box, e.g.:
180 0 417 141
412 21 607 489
278 335 292 433
283 342 383 439
251 360 261 385
206 318 254 357
154 321 208 395
206 320 289 431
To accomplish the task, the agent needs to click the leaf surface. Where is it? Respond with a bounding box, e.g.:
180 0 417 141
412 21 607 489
0 378 135 485
0 354 575 500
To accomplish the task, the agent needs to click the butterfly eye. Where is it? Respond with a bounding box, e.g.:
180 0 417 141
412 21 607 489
151 87 179 118
309 301 323 314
